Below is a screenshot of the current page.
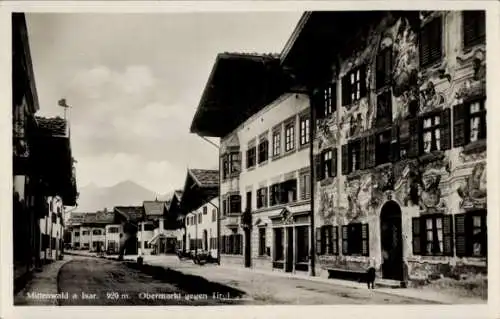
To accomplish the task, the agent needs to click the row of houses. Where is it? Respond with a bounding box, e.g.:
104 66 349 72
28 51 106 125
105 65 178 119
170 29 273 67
182 10 487 286
13 13 78 292
66 194 183 256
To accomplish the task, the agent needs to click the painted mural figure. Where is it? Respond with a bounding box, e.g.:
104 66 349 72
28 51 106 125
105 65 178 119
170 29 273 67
457 162 487 207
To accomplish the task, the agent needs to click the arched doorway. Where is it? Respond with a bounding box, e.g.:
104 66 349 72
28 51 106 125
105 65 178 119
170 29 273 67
380 201 403 281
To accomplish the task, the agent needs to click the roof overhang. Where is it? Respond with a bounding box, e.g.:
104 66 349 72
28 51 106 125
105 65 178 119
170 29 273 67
180 170 218 214
190 52 291 138
280 11 413 89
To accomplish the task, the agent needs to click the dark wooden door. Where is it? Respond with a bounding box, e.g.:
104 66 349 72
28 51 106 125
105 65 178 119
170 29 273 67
244 228 251 268
285 227 294 272
380 201 403 281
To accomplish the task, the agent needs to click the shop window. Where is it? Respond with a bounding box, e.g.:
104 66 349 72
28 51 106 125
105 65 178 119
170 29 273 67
455 210 487 257
285 122 295 152
412 214 453 256
341 223 369 256
256 187 268 209
342 65 367 106
463 11 486 48
420 16 443 67
274 228 284 261
453 99 486 147
246 147 256 168
258 138 269 164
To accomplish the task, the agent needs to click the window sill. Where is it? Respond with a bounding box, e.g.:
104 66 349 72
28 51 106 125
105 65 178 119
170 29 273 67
462 139 486 155
271 154 282 161
418 150 445 164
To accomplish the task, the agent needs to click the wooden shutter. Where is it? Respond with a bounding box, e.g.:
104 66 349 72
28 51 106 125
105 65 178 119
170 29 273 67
443 215 454 256
453 104 467 147
313 89 325 120
341 144 349 175
332 226 339 255
412 217 421 255
390 124 400 162
366 135 376 168
420 17 442 67
463 11 486 48
342 75 350 106
361 224 369 257
360 65 368 98
359 138 367 170
314 154 322 181
341 225 348 255
408 117 420 157
455 214 467 257
440 108 451 150
332 148 338 177
316 227 323 255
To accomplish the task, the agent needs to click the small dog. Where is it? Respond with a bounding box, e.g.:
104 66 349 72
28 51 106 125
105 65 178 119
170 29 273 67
366 267 376 289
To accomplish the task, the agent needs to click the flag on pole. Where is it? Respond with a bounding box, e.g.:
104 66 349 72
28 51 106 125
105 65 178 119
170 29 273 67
58 98 68 108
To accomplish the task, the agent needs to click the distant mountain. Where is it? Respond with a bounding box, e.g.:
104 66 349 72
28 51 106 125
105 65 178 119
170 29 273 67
75 180 171 212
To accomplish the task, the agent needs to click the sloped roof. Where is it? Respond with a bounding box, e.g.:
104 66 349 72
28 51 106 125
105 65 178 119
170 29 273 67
82 211 114 225
36 116 67 136
67 212 86 225
188 169 219 188
114 206 144 222
143 200 166 216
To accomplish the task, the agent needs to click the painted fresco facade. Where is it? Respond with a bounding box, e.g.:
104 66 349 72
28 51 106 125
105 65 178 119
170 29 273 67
313 11 486 284
220 93 312 272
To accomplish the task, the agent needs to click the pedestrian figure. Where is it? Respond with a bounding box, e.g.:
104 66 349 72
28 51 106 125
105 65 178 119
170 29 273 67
366 257 376 289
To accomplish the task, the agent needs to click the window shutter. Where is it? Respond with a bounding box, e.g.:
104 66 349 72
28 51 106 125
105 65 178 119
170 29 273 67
366 135 376 168
332 148 338 177
342 76 350 106
440 108 451 150
443 214 454 256
412 217 421 255
463 11 486 48
453 104 467 147
313 89 325 120
408 118 420 157
360 65 368 98
332 226 339 255
341 225 348 255
420 17 442 67
359 138 367 170
455 214 467 257
316 227 323 255
314 154 323 181
390 124 400 162
361 224 369 256
341 144 349 175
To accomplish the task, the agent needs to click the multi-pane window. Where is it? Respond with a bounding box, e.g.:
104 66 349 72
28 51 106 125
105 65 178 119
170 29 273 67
317 225 339 255
324 85 334 116
341 223 369 256
256 187 268 209
376 90 392 126
108 227 119 233
222 152 240 179
322 149 333 179
299 116 310 146
285 123 295 152
422 114 441 153
258 139 269 163
74 232 80 237
342 66 367 106
93 229 102 235
300 173 311 200
259 228 266 256
420 16 443 67
221 234 243 255
349 140 361 173
455 210 487 257
198 213 202 224
229 195 241 214
272 130 281 157
376 130 391 165
269 179 297 206
463 11 486 48
246 147 256 168
412 215 453 256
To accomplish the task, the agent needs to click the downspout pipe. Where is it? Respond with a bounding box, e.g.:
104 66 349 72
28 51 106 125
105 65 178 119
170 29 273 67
308 86 316 277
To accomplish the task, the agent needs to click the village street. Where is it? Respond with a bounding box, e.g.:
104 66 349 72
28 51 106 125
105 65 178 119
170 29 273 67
15 254 445 305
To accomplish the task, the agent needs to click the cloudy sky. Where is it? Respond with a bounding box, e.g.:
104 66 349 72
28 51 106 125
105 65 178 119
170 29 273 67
26 12 301 195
